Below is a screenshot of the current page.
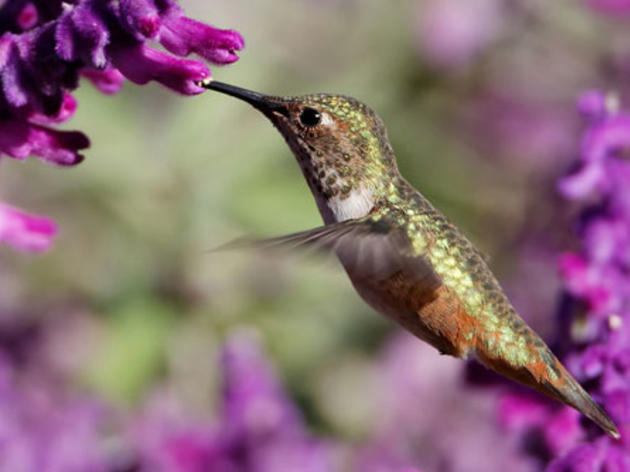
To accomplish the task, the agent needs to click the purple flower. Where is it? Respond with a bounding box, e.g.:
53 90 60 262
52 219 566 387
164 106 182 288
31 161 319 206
501 91 630 469
547 443 600 472
577 90 609 120
131 331 335 472
558 96 630 199
111 43 210 95
80 67 125 95
220 331 302 440
0 118 89 165
0 0 244 252
130 393 224 472
0 315 456 472
218 332 335 472
159 6 244 64
0 318 109 472
544 408 584 456
499 392 549 431
0 203 57 252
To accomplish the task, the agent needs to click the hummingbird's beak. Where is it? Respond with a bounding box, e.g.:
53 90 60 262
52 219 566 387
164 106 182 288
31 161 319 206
199 80 288 117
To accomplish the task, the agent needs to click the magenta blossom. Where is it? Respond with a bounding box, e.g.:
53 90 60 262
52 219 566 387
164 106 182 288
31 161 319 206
131 331 336 472
499 91 630 471
0 0 244 252
0 315 109 472
0 203 57 252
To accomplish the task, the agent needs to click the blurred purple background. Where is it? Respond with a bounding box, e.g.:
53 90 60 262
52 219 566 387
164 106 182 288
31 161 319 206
1 0 630 471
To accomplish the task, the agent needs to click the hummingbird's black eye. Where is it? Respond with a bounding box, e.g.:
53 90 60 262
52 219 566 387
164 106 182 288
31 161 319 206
299 107 322 127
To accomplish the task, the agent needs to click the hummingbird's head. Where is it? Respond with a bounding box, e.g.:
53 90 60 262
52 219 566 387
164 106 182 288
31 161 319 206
203 80 401 222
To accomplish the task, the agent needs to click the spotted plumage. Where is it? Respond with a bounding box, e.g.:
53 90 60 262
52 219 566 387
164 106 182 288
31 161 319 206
203 80 619 438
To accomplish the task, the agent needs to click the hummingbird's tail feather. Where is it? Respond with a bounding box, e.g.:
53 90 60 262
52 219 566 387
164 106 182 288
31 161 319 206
542 357 620 439
477 347 619 438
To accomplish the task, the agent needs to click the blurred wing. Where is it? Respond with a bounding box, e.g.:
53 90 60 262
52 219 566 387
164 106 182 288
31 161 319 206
219 218 442 287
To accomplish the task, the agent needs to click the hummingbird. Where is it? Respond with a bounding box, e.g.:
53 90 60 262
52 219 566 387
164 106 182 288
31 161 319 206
201 79 619 438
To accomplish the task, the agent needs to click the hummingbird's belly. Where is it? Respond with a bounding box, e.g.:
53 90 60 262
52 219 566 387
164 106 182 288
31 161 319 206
345 268 477 358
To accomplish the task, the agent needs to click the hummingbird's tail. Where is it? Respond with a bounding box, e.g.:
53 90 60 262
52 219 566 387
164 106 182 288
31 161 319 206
541 356 619 439
477 346 620 438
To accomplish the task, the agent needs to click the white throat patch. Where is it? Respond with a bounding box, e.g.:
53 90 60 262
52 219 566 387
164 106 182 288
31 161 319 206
327 186 375 222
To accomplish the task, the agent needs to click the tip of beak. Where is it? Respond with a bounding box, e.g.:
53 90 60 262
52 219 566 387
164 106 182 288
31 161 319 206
194 78 265 103
196 77 213 89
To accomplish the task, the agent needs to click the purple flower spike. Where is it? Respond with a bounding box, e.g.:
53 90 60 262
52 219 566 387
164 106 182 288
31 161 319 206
112 44 209 95
218 331 336 472
220 331 301 438
506 91 630 469
0 203 57 252
130 332 335 472
160 10 245 64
